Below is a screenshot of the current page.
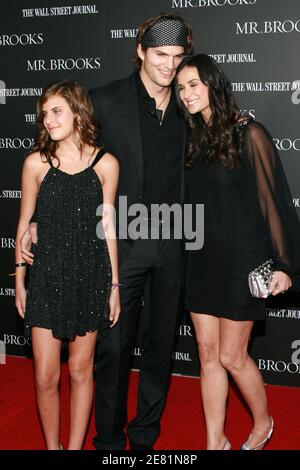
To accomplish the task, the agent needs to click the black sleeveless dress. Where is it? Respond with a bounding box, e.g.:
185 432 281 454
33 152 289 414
24 148 112 339
185 119 300 320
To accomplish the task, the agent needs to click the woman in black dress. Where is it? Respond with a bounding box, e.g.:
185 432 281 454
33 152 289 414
176 54 300 450
15 81 120 449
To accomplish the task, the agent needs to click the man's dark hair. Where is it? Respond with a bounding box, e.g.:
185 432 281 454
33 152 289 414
132 12 194 69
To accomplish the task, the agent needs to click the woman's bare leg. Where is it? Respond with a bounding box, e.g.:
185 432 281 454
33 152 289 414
31 327 62 450
219 318 271 449
67 330 98 450
191 313 230 450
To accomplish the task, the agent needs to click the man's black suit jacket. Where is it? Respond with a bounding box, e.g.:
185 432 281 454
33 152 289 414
89 73 186 211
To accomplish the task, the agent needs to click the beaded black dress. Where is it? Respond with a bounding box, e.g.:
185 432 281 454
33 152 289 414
185 119 300 321
25 148 112 339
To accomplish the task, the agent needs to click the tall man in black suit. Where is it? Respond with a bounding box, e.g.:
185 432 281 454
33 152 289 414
21 12 193 450
89 13 193 450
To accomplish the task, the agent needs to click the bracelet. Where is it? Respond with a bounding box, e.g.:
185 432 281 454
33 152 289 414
111 282 122 289
9 271 26 277
15 263 26 268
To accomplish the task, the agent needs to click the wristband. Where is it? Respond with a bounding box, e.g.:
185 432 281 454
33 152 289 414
111 282 122 289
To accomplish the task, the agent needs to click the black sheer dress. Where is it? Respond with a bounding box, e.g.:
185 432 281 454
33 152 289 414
185 119 300 320
24 148 112 339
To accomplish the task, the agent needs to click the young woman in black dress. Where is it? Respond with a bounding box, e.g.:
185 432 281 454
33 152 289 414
15 80 120 449
176 54 300 450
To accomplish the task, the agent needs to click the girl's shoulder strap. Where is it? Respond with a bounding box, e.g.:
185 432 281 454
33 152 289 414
91 147 107 167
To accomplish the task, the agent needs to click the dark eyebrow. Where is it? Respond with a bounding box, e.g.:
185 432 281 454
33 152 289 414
155 50 184 58
42 105 62 114
177 78 200 87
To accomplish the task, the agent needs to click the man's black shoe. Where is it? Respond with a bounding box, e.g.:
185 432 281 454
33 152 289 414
129 440 153 451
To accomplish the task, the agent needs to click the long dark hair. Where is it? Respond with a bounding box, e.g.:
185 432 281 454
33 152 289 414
176 54 242 169
32 80 100 166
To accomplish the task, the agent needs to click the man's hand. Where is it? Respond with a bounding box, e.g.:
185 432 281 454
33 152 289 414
20 223 38 265
109 288 121 327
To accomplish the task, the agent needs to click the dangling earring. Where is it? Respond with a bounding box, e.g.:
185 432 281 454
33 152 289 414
76 114 83 128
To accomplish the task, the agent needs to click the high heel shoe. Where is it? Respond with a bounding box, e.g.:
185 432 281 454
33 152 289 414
59 443 64 450
221 438 232 450
240 416 274 450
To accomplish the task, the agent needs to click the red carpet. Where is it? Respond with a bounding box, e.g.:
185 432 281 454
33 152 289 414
0 356 299 450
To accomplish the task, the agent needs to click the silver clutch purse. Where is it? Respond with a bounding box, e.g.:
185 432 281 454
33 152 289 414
248 259 274 298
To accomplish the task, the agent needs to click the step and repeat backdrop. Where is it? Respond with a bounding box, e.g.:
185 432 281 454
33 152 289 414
1 0 300 386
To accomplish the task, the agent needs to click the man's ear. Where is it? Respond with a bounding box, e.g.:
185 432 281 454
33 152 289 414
137 43 145 62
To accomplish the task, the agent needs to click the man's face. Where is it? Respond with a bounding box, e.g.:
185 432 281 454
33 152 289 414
138 45 185 87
